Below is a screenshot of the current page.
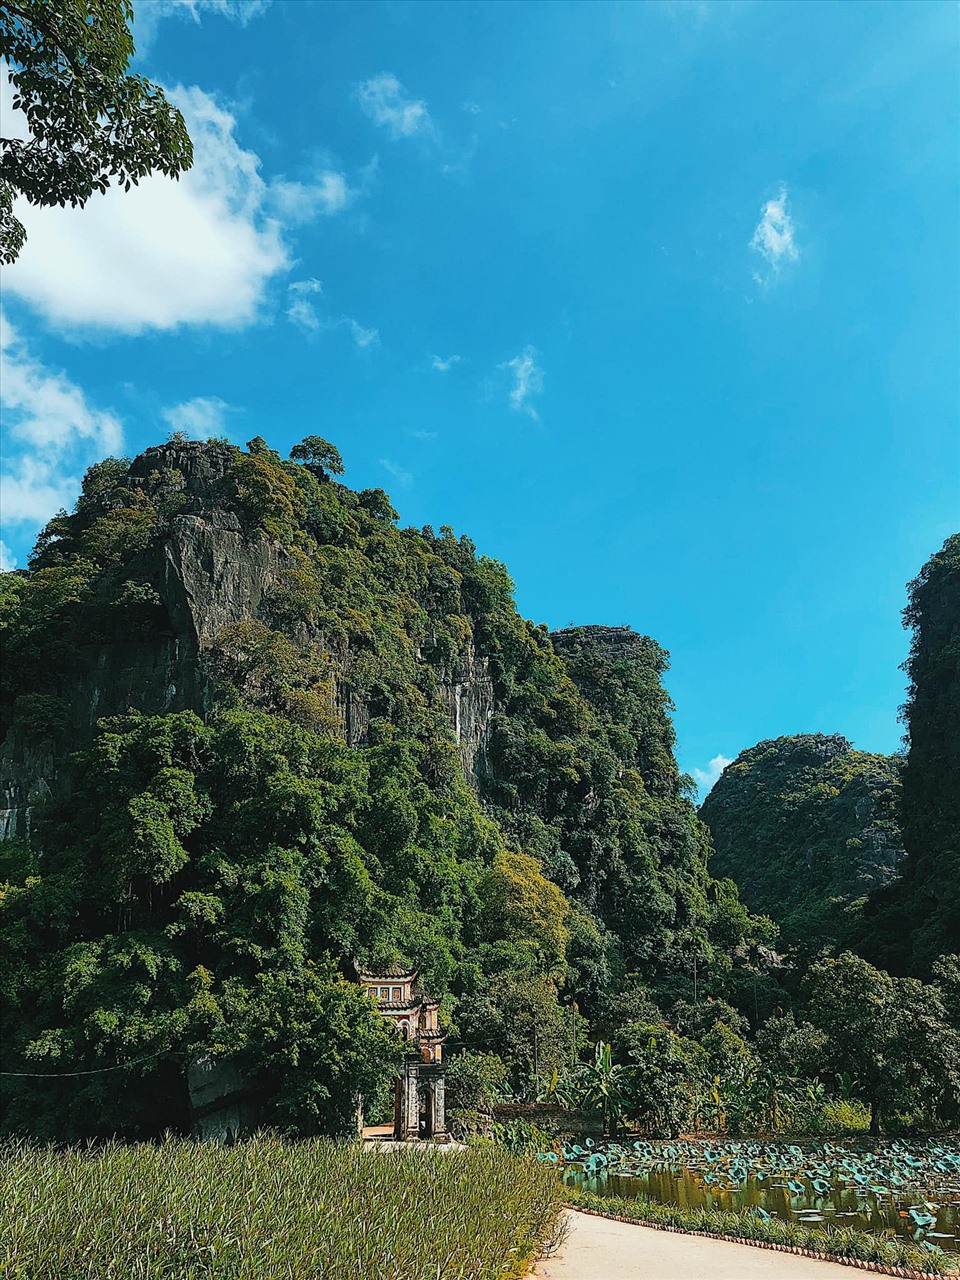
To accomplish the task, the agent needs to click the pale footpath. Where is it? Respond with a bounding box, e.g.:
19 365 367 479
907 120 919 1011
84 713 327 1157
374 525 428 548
533 1210 878 1280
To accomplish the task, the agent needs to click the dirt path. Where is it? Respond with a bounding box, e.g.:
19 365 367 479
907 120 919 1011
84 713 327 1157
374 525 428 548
532 1210 873 1279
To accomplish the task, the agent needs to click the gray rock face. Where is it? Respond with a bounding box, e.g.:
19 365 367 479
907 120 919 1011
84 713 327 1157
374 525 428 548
437 641 495 783
551 624 650 659
187 1056 258 1142
162 510 287 652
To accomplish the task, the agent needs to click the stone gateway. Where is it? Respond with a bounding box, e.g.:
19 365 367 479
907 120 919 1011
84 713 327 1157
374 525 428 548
355 966 447 1141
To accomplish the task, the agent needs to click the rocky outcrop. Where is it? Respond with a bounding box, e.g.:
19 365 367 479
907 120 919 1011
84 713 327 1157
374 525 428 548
187 1057 259 1142
1 442 499 829
437 641 495 783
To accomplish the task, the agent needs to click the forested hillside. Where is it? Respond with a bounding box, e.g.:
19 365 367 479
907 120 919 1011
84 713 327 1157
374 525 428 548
700 735 905 949
0 436 771 1137
859 534 960 974
2 438 956 1142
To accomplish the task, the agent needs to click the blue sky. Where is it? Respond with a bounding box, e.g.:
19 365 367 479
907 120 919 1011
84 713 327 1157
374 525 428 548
1 0 957 794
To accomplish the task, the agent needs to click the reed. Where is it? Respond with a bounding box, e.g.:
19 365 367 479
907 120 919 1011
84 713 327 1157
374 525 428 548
0 1135 565 1280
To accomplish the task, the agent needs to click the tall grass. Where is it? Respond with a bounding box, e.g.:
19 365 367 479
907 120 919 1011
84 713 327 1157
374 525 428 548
0 1135 564 1280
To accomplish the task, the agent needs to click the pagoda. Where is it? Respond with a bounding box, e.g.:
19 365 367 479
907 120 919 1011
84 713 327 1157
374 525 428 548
355 965 447 1141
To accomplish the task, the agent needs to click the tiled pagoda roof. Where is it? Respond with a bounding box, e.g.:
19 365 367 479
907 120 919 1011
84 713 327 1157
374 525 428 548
353 963 418 981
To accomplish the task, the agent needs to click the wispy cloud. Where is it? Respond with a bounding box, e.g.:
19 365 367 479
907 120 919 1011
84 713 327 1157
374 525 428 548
0 310 123 537
162 396 232 439
0 541 16 573
379 457 412 488
500 346 544 420
410 429 437 442
134 0 271 52
693 753 733 796
431 354 460 372
285 281 378 347
271 169 354 221
344 318 379 348
750 185 799 284
286 278 324 331
358 74 432 140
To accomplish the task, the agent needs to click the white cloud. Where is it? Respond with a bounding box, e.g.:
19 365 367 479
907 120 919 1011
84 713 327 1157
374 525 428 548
286 278 324 332
693 753 733 795
133 0 271 52
3 81 288 334
285 282 377 347
0 311 123 532
500 346 544 420
271 170 354 221
0 540 16 572
750 185 799 284
431 354 460 372
379 458 412 488
358 74 432 139
161 396 231 439
344 318 379 348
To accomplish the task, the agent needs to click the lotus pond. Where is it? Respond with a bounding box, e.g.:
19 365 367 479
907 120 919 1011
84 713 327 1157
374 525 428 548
552 1139 960 1250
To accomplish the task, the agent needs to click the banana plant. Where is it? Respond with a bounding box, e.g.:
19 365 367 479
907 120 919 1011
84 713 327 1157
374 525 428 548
579 1041 627 1137
836 1071 861 1101
539 1065 585 1110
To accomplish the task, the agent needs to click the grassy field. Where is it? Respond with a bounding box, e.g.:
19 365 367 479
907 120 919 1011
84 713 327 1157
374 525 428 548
0 1136 565 1280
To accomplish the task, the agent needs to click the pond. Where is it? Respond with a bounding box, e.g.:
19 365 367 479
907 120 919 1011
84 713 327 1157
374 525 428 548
559 1139 960 1249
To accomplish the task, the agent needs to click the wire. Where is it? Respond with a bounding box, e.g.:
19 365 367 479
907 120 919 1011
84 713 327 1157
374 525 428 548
1 1052 164 1079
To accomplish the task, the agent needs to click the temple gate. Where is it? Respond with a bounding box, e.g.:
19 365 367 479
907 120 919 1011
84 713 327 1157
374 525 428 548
355 966 447 1141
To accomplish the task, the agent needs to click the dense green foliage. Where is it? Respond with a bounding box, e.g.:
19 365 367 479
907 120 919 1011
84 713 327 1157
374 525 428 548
1 439 956 1144
541 952 959 1138
0 0 193 263
805 951 960 1134
0 1136 564 1280
1 437 768 1135
701 734 905 948
862 534 960 974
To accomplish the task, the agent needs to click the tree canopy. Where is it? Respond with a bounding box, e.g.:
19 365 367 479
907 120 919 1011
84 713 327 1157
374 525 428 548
0 0 192 263
860 534 960 973
701 734 905 951
1 438 956 1139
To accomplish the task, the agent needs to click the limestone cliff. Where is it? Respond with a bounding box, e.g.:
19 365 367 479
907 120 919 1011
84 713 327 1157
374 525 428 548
1 441 495 838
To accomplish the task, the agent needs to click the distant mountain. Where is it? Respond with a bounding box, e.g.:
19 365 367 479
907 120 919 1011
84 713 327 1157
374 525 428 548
700 733 905 948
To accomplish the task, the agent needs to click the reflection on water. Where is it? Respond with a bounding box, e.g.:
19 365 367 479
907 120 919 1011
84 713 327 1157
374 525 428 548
564 1146 960 1248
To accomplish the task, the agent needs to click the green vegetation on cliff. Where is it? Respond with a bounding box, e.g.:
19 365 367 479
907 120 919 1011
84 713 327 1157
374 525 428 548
859 534 960 974
0 436 770 1137
1 439 956 1142
700 734 905 948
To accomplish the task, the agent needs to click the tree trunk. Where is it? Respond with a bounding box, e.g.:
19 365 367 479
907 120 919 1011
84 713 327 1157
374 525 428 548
869 1099 881 1136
